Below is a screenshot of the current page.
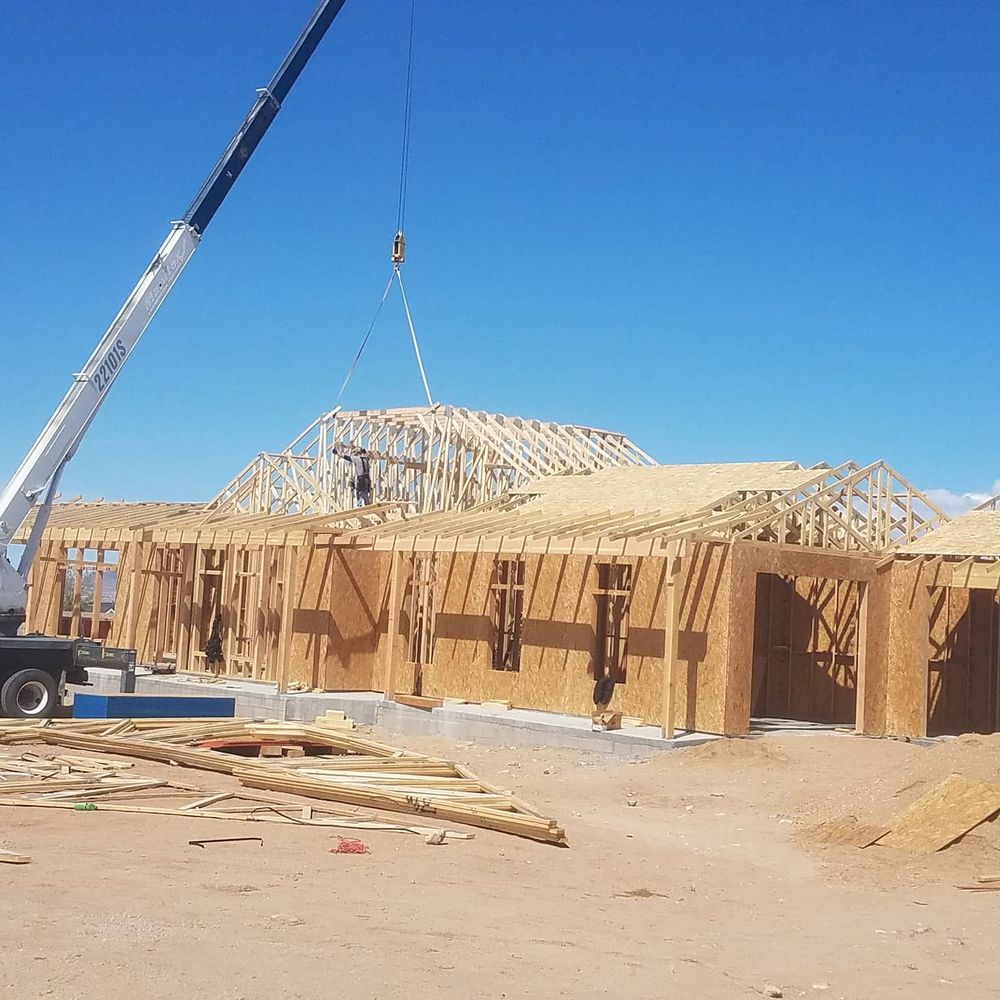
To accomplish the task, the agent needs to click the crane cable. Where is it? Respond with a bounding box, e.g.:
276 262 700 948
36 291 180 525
396 0 416 235
337 0 433 406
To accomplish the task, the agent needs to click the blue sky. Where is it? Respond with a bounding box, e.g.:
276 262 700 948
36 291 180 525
1 1 997 513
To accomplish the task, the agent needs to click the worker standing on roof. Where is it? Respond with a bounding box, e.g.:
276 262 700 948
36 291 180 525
335 447 373 507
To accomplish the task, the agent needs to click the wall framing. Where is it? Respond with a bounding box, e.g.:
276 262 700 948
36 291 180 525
18 457 962 739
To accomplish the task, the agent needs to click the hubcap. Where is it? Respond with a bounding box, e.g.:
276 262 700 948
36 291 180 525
16 680 49 715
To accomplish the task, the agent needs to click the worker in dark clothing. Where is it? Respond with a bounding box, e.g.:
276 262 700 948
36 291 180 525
334 447 373 507
205 613 224 671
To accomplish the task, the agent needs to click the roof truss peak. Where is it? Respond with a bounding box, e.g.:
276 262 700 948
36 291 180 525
207 403 655 519
693 460 947 552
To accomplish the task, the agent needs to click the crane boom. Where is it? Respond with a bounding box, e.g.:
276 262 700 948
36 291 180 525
0 0 348 629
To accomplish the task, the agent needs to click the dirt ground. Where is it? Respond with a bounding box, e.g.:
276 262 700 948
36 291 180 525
3 728 1000 1000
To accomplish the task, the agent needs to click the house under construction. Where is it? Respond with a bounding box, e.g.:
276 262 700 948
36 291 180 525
25 401 1000 741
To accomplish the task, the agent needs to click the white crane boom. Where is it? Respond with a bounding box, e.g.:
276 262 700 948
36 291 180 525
0 0 348 632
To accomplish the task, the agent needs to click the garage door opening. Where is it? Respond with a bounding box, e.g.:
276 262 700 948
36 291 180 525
927 586 1000 736
750 573 860 727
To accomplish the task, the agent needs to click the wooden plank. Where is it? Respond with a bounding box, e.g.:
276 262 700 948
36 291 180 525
854 583 869 732
90 545 104 639
383 550 401 699
275 546 298 691
880 774 1000 853
661 542 682 739
70 546 83 637
181 792 234 811
811 817 891 848
0 849 31 865
949 562 1000 591
392 693 443 710
124 541 143 649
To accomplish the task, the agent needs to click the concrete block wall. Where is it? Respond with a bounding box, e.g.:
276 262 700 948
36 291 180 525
70 669 707 756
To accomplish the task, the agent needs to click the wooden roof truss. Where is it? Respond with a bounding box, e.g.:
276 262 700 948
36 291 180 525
340 460 946 556
684 460 947 551
208 403 654 517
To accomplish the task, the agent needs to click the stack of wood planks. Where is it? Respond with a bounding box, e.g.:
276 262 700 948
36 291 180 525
0 746 472 840
0 718 567 845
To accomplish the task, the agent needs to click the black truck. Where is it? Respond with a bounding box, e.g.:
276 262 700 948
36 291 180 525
0 636 92 718
0 636 136 718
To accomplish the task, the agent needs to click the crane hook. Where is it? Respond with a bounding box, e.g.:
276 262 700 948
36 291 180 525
391 229 406 266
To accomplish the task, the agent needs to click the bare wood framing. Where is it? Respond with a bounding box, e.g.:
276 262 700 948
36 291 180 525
383 551 401 700
661 542 683 739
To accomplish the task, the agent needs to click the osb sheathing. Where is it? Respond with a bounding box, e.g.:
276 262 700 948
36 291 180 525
34 530 966 740
403 544 738 734
288 544 385 691
858 565 890 735
674 543 737 734
857 558 932 738
886 559 934 736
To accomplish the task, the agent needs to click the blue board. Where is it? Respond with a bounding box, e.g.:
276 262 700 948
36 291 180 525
72 693 236 720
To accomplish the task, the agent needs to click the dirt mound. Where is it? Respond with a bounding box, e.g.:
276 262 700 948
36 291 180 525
672 736 791 768
813 734 1000 825
780 735 1000 887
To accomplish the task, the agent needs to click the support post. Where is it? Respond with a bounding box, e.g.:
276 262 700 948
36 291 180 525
275 546 298 691
661 541 683 740
123 539 142 649
383 550 401 699
70 546 83 637
90 546 104 639
854 582 869 733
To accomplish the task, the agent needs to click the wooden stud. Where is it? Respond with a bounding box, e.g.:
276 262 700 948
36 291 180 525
383 551 401 699
275 546 298 691
661 542 682 739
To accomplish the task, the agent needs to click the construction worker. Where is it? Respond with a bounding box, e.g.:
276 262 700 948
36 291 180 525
335 447 373 507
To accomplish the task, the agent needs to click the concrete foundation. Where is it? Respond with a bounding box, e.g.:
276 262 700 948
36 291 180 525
71 669 716 757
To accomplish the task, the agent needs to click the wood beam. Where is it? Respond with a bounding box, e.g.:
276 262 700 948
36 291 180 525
661 542 683 740
383 551 402 700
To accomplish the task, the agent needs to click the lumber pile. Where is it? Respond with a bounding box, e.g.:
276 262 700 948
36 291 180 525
0 718 567 845
0 747 471 841
313 710 356 730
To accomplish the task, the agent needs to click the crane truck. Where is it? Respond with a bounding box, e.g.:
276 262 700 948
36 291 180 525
0 0 348 717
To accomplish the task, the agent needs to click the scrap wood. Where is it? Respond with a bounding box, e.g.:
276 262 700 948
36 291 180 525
811 818 892 849
879 774 1000 853
180 792 234 810
0 848 30 864
955 874 1000 890
37 779 174 801
392 693 443 710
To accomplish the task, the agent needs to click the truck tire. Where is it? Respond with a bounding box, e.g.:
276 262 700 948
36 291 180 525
1 669 59 719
